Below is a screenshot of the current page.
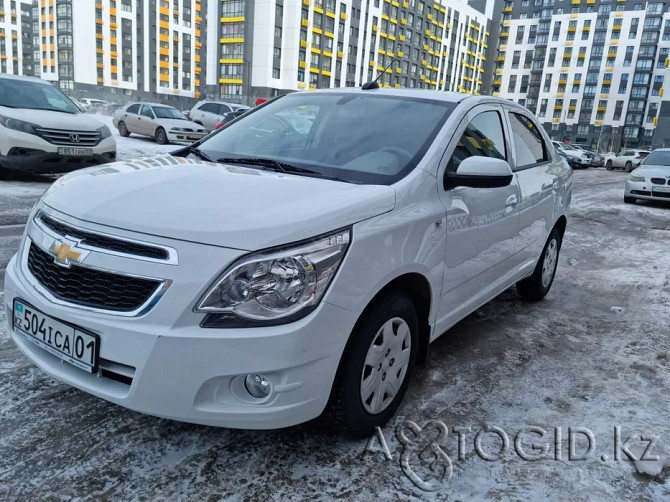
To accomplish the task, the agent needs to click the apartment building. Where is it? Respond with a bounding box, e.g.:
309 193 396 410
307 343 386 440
205 0 492 105
30 0 206 107
492 0 670 151
0 0 33 76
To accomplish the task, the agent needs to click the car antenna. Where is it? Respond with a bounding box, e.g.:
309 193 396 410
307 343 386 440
362 57 398 90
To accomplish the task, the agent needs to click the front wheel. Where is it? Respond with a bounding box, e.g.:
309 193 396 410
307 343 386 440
517 228 562 301
155 127 169 145
605 160 613 170
327 292 418 437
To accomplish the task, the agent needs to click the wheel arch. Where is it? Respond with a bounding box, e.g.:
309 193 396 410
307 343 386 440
554 215 567 240
349 272 433 365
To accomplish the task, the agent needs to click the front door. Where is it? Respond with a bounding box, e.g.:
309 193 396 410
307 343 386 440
436 105 521 330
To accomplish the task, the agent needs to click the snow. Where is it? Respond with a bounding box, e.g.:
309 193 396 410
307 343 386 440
0 169 669 499
91 114 179 161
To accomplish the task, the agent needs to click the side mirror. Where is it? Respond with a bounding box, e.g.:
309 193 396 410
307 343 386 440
444 157 514 190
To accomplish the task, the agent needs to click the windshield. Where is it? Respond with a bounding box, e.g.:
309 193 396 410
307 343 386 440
197 92 455 185
642 151 670 166
153 106 187 120
0 78 80 114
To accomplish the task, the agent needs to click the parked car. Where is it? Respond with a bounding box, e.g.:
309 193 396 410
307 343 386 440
213 108 251 129
80 98 110 113
569 145 604 167
113 103 207 144
102 103 125 116
4 89 572 436
605 149 650 172
624 148 670 204
0 73 116 175
552 141 590 168
189 100 250 131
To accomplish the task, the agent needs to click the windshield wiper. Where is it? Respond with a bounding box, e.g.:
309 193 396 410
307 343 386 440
217 157 349 182
187 145 215 162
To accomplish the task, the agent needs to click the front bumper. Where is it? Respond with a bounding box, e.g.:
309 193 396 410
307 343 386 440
0 132 117 173
3 211 359 429
567 157 590 168
624 180 670 202
166 131 207 143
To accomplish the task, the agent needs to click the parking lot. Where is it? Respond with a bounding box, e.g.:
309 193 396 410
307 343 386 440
1 144 669 499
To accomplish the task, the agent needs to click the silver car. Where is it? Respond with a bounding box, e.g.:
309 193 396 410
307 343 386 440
624 148 670 204
113 103 207 144
189 100 250 131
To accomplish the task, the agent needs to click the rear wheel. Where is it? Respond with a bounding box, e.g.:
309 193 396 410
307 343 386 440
155 127 169 145
118 121 130 137
517 228 562 302
625 161 633 172
624 196 636 204
605 160 613 170
327 291 418 437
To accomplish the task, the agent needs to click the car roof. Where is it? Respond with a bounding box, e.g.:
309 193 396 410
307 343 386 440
304 87 479 104
127 102 176 108
0 72 54 85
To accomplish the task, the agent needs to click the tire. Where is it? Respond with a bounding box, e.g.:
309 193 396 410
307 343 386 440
326 291 419 437
624 196 636 204
625 161 633 172
118 121 130 137
605 160 613 170
516 228 562 302
155 127 169 145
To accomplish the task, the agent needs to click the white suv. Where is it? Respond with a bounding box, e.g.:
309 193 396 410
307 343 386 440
0 74 116 175
189 100 250 131
4 89 571 436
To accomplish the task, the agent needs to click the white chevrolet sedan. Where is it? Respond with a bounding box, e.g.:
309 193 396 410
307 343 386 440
4 89 572 436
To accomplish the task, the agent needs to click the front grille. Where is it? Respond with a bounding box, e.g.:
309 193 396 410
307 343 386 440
35 127 101 147
38 213 169 260
651 190 670 199
651 178 668 185
27 243 162 312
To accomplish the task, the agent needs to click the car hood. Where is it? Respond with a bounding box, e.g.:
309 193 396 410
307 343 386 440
633 165 670 177
156 118 205 131
40 155 396 250
0 106 106 130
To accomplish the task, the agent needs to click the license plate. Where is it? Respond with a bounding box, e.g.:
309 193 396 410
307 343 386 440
58 147 93 156
653 186 670 193
12 299 99 373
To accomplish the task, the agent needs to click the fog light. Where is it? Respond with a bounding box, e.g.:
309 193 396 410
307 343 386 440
244 374 271 398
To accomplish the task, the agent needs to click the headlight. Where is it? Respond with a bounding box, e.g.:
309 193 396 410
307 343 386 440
171 127 187 132
97 125 112 139
629 174 645 182
196 228 351 326
0 114 39 135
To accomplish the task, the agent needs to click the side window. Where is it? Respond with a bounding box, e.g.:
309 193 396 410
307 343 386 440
509 112 549 168
202 103 217 113
218 104 232 115
140 105 154 118
127 104 140 114
447 111 506 172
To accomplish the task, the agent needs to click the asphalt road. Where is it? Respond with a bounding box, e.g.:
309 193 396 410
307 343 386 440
1 167 669 500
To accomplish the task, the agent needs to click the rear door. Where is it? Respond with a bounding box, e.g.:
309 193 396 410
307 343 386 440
436 104 521 327
123 104 141 132
504 107 558 266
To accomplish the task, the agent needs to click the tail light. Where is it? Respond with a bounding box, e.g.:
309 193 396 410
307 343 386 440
635 155 640 159
214 122 223 129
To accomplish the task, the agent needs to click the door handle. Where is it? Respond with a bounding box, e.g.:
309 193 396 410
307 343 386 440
506 194 518 206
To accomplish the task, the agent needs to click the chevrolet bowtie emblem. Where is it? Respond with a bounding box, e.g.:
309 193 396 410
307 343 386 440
50 241 83 267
